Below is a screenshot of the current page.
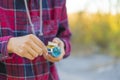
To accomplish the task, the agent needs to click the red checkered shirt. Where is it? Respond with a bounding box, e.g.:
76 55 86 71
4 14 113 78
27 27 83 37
0 0 71 80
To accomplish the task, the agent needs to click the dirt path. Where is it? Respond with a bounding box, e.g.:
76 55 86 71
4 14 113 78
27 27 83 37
56 54 120 80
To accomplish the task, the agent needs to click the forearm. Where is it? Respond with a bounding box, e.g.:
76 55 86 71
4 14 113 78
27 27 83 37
57 0 71 58
57 20 71 58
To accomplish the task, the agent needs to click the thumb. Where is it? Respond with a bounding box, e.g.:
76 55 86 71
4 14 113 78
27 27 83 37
52 38 64 48
52 38 60 44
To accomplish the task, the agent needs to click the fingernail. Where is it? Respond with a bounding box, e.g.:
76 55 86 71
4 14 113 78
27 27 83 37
46 53 48 56
39 53 42 56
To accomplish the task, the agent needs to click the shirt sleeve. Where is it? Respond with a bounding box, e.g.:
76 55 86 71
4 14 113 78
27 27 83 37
0 36 12 60
57 0 72 58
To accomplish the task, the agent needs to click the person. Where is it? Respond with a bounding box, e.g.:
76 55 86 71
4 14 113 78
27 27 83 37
0 0 71 80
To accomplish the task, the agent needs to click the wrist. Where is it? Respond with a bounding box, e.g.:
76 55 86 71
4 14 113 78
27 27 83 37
7 37 14 53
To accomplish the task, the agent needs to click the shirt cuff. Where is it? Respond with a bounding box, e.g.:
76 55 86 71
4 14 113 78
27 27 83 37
0 36 13 60
60 38 71 58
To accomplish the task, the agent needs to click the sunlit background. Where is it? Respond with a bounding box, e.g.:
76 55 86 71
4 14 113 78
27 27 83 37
56 0 120 80
67 0 120 14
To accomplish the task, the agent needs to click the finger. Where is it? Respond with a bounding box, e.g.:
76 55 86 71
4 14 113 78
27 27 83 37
45 52 64 62
43 54 53 62
24 45 39 58
52 38 64 48
18 49 34 60
43 54 57 63
47 54 62 62
52 38 60 44
29 41 43 55
29 35 48 54
23 52 35 60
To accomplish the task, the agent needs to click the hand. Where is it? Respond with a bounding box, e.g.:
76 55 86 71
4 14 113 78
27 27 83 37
43 38 65 63
7 34 48 60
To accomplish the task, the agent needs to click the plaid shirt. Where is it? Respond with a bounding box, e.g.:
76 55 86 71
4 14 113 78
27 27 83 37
0 0 71 80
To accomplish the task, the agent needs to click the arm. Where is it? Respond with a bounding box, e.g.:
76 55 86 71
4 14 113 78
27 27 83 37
43 1 71 62
57 0 71 58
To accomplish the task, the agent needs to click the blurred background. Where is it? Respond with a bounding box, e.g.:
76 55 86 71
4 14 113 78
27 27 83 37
56 0 120 80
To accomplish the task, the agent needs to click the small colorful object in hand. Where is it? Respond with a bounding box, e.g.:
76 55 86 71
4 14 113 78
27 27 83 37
47 42 61 57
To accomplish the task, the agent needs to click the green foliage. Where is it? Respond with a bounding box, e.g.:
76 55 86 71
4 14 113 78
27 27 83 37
69 12 120 56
